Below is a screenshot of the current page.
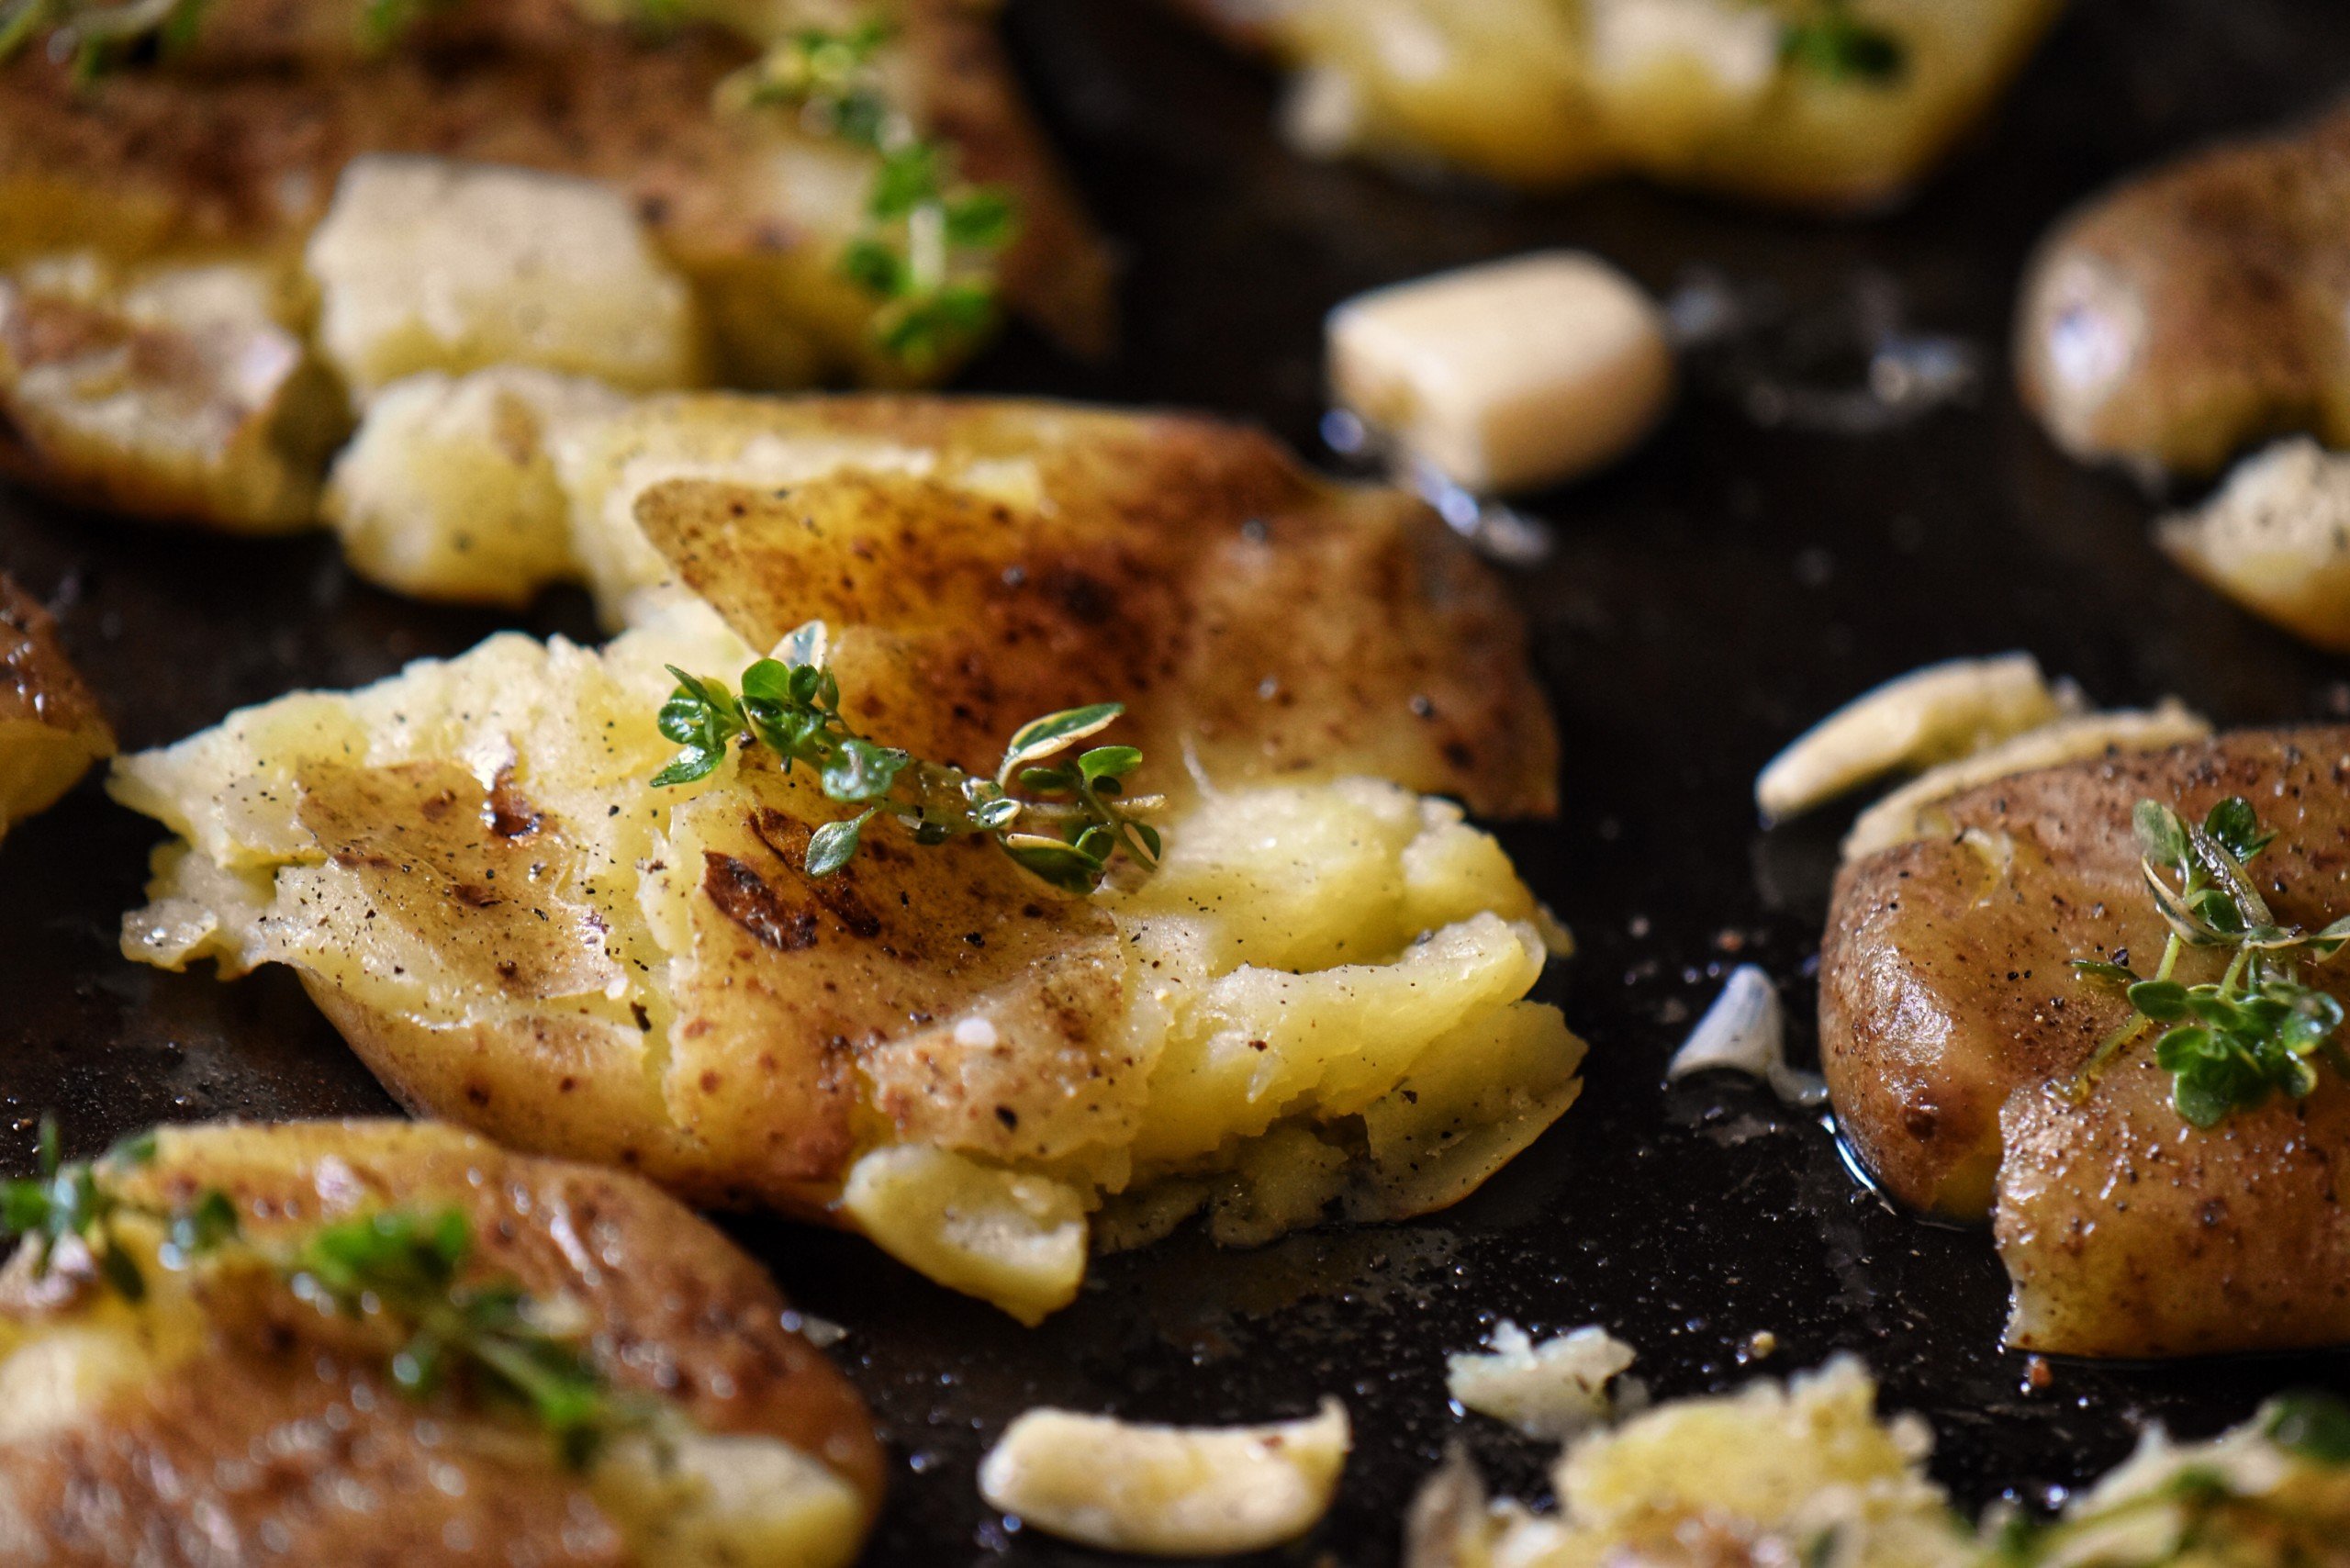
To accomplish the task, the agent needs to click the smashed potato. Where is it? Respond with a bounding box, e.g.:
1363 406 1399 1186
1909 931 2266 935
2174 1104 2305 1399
0 1118 883 1567
2017 103 2350 478
116 409 1573 1318
0 575 114 846
1822 729 2350 1355
1409 1357 1970 1568
1183 0 2061 209
0 0 1110 530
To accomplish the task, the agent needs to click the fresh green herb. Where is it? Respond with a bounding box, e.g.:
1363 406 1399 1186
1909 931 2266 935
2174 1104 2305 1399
0 1114 213 1299
1781 0 1906 84
2267 1390 2350 1464
289 1206 654 1468
649 622 1161 893
737 18 1018 370
2067 797 2350 1126
0 0 214 79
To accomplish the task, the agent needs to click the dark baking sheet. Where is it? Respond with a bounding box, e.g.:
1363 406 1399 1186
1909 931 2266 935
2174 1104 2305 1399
6 1 2350 1562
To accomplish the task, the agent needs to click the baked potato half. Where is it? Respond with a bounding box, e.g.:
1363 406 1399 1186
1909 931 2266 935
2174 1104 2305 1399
0 1116 882 1566
0 574 114 846
0 0 1110 531
115 401 1577 1322
2017 103 2350 480
1181 0 2061 210
1820 729 2350 1356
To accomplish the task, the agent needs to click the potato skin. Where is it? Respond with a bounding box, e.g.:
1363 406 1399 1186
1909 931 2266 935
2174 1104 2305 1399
634 395 1559 819
0 574 114 839
0 1118 884 1563
1820 728 2350 1354
2016 103 2350 478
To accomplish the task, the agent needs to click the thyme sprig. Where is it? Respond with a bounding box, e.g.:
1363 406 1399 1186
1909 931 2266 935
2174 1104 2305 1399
650 622 1161 893
0 0 209 79
2067 797 2350 1126
1780 0 1907 84
289 1207 656 1468
736 18 1018 370
0 1115 231 1299
3 1122 649 1468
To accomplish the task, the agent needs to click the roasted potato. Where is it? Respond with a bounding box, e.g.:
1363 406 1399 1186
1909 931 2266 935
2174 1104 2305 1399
2017 104 2350 479
0 575 114 845
332 393 1563 814
1183 0 2061 210
1820 729 2350 1355
116 406 1575 1320
0 1117 882 1567
0 0 1110 529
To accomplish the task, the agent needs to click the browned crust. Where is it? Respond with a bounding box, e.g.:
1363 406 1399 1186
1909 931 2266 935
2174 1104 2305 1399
1820 727 2350 1355
0 574 111 747
0 1118 883 1562
2016 99 2350 477
634 395 1560 819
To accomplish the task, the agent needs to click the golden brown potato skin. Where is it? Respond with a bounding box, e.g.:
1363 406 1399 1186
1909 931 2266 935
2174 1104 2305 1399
0 1118 884 1563
635 396 1559 818
0 574 115 839
2016 103 2350 478
0 0 1110 375
1820 729 2350 1355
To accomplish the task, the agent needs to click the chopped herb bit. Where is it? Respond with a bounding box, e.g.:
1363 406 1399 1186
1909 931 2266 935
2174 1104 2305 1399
2067 796 2350 1126
1782 1 1907 84
650 622 1161 894
0 1115 232 1299
290 1206 653 1468
2268 1390 2350 1464
736 17 1018 370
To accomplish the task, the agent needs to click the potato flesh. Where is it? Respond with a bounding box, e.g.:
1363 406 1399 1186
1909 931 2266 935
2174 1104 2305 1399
2159 437 2350 654
1326 251 1674 494
305 157 708 402
113 602 1574 1318
0 252 343 532
0 574 115 843
1224 0 2062 209
977 1399 1350 1557
1414 1359 1973 1568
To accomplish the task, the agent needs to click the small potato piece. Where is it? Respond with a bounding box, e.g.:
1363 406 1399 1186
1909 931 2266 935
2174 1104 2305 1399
0 255 342 531
2159 438 2350 653
978 1400 1349 1557
0 575 113 844
1754 652 2070 823
324 367 627 607
838 1147 1089 1327
1445 1321 1634 1440
306 156 707 401
1328 252 1673 494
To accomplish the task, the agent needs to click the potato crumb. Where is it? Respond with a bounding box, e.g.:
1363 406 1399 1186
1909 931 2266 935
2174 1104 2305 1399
1446 1321 1636 1440
978 1400 1349 1556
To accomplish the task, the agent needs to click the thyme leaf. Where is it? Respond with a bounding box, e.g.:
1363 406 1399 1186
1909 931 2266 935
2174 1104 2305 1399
1781 0 1906 84
2066 796 2350 1126
648 621 1161 893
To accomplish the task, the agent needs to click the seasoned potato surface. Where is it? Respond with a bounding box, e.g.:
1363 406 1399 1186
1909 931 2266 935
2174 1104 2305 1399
1820 729 2350 1355
0 1118 882 1566
0 575 114 846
